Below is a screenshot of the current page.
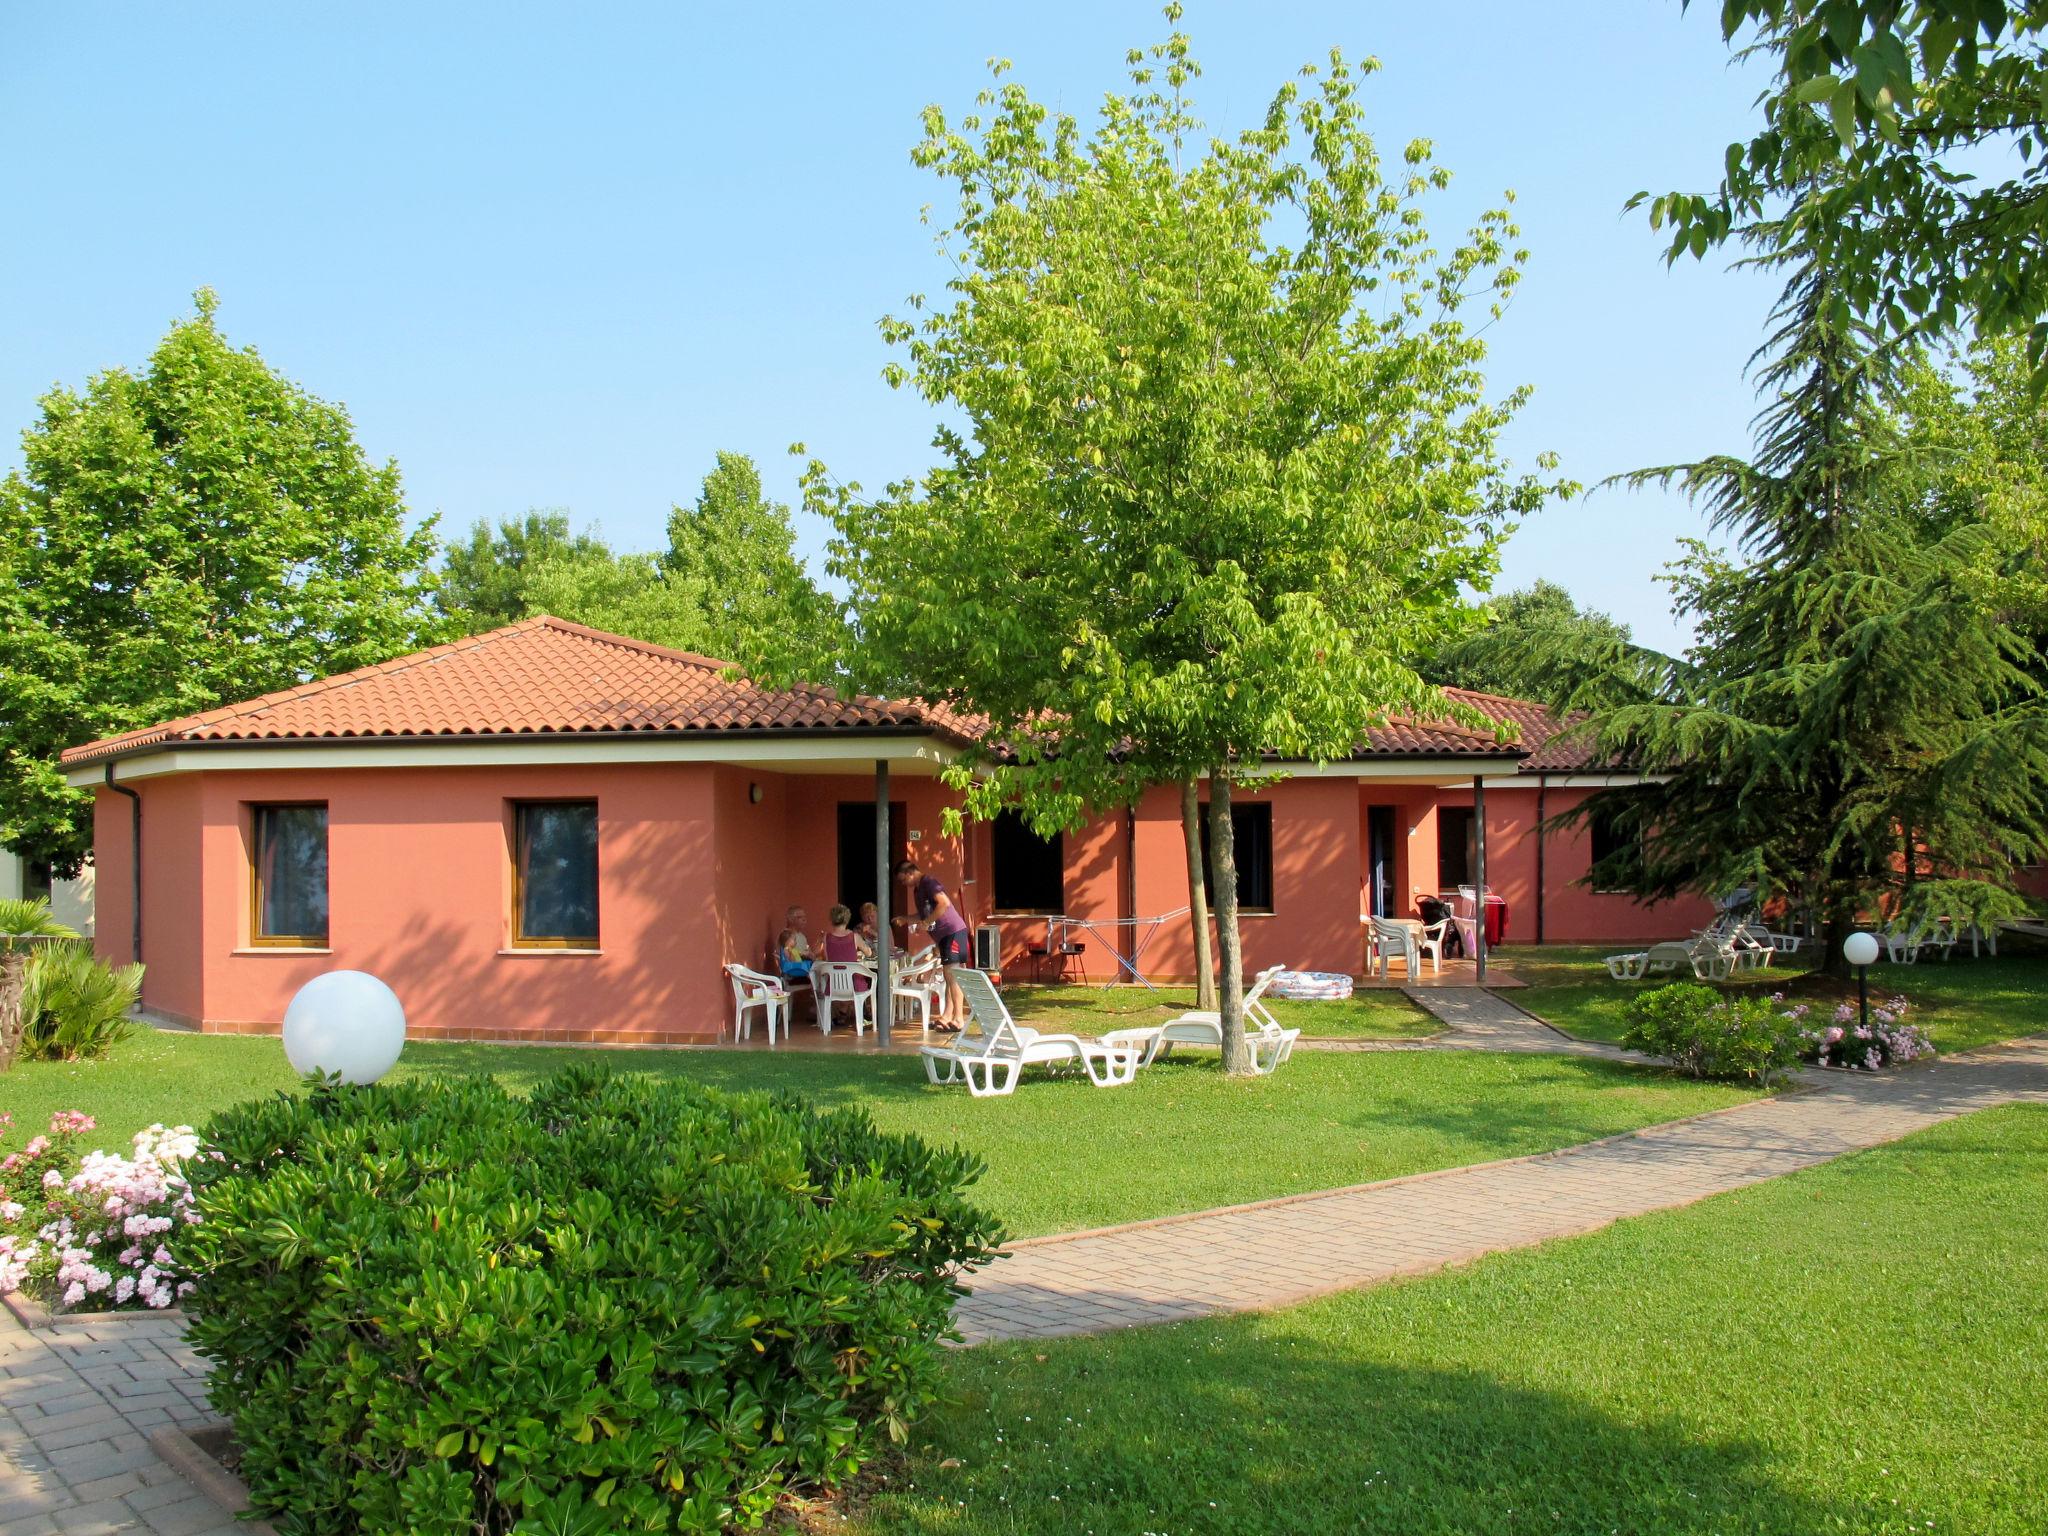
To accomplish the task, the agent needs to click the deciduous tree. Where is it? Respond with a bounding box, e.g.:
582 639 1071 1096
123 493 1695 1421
0 292 445 871
1642 2 2048 367
804 14 1559 1068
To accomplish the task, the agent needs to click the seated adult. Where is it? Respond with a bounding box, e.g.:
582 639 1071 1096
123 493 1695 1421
822 904 872 989
778 903 814 985
1414 892 1463 957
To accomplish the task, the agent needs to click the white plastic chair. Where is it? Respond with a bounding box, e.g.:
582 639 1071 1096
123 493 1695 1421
811 960 877 1035
920 969 1142 1096
724 963 786 1044
1369 917 1421 979
1415 919 1450 977
890 952 945 1034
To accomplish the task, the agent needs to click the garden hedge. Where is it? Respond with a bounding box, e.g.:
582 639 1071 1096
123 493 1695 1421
181 1066 1002 1534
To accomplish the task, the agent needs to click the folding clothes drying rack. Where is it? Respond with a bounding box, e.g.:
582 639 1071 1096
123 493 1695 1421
1042 907 1190 990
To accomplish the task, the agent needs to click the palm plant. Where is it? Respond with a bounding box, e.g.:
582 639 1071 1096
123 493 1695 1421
0 898 78 939
18 944 141 1062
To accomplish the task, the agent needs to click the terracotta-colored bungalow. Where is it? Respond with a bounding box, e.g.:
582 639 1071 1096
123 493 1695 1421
60 617 1711 1043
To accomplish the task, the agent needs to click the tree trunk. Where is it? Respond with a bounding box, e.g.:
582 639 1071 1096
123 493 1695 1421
1180 778 1216 1012
1206 777 1250 1075
0 945 30 1074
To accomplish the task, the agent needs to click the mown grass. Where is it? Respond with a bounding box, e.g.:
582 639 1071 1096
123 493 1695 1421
1507 941 2048 1054
1004 981 1437 1039
859 1103 2048 1535
2 1029 1752 1238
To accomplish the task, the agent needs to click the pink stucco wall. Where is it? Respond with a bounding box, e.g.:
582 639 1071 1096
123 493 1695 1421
91 760 1721 1043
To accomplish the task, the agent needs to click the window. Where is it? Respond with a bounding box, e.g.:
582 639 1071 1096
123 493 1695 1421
1588 808 1639 893
251 804 329 945
990 809 1065 914
1437 806 1475 890
835 801 907 913
1199 802 1275 914
512 801 599 947
22 859 52 907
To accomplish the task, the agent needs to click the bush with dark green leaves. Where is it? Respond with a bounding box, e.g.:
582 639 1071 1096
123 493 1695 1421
1621 982 1804 1086
180 1067 1002 1535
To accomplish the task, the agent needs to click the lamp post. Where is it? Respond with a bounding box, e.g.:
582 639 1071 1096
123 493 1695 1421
1842 931 1880 1033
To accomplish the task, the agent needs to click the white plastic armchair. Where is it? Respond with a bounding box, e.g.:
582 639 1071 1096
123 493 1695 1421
1369 917 1421 980
724 963 786 1044
920 969 1143 1096
890 951 946 1033
811 960 877 1035
1415 919 1450 977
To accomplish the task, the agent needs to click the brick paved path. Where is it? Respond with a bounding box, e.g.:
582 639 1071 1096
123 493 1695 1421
1388 986 1641 1057
953 1038 2048 1343
0 1312 236 1536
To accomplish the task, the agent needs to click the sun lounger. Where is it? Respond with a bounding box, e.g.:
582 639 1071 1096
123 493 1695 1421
920 969 1145 1097
1102 964 1301 1074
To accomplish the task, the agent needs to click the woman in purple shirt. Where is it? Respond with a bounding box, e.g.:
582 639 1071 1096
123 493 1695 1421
895 857 969 1029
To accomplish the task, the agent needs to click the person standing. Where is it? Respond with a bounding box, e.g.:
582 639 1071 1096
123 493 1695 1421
895 857 969 1028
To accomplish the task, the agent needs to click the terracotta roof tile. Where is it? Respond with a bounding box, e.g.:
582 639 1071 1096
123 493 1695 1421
62 620 1603 772
61 617 981 765
1439 687 1615 772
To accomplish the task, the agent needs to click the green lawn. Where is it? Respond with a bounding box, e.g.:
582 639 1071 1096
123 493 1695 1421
1506 941 2048 1053
1004 981 1437 1039
859 1103 2048 1535
3 1028 1750 1238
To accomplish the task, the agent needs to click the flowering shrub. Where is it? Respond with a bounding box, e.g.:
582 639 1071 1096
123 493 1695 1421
0 1110 199 1310
1785 992 1936 1071
182 1066 1003 1535
1621 983 1805 1085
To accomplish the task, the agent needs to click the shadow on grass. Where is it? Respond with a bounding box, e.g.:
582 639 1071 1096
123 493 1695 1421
869 1332 1869 1535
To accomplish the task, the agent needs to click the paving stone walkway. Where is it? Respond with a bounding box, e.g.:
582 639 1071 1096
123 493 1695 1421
953 1037 2048 1343
0 1312 232 1535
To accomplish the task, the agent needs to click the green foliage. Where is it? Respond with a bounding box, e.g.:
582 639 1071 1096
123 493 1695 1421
439 510 615 630
0 898 76 939
180 1066 1001 1536
0 291 447 871
1419 580 1642 708
1563 257 2048 963
1640 2 2048 369
1621 982 1804 1084
802 15 1565 1064
438 455 842 674
18 943 140 1061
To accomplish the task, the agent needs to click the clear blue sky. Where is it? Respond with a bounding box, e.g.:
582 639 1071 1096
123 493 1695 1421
1 2 1782 656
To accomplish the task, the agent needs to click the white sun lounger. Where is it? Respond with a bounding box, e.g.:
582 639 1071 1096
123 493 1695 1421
920 968 1145 1097
1101 964 1301 1074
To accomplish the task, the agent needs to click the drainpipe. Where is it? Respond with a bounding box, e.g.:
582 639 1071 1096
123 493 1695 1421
104 763 142 965
1534 774 1548 947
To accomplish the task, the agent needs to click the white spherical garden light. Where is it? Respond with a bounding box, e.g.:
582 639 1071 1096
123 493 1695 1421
282 971 406 1085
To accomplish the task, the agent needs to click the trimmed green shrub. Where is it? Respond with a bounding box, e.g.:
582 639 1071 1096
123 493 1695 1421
181 1067 1003 1535
1621 982 1804 1085
18 943 141 1061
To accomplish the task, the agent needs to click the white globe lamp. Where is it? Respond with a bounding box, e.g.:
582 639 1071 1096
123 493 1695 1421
282 970 407 1085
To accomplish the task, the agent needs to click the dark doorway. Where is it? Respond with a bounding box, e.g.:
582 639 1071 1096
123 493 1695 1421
836 800 908 912
1366 805 1397 917
1437 806 1476 890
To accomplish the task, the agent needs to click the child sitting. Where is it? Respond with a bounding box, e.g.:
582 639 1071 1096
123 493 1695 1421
778 929 812 982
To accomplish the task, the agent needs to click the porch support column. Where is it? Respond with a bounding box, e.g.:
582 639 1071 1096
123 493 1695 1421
875 759 892 1048
1472 774 1489 986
